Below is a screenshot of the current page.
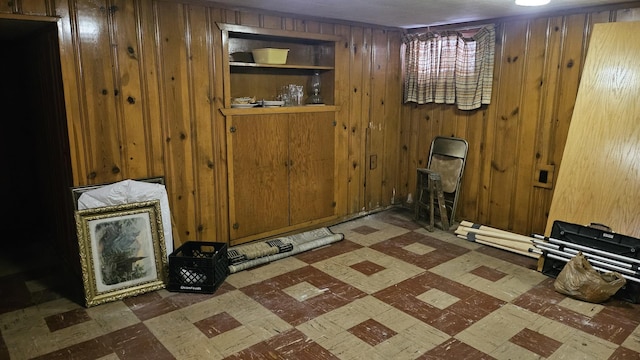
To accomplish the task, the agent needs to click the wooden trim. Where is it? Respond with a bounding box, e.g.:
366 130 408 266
0 13 58 22
220 105 339 116
217 22 343 42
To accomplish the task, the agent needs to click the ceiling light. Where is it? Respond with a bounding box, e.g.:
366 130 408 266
515 0 550 6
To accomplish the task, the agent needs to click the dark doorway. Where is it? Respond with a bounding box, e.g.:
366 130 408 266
0 18 80 302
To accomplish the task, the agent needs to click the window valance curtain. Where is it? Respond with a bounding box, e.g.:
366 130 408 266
402 25 495 110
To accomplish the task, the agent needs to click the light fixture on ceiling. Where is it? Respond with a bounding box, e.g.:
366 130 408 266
515 0 550 6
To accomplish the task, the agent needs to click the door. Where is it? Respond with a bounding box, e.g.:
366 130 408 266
289 112 336 225
227 114 290 241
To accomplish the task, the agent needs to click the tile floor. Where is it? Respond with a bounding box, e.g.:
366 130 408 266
1 207 639 359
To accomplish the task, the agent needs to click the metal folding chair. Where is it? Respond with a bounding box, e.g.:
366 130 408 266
415 136 469 231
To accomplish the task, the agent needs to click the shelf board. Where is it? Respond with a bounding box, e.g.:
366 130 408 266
218 23 343 43
220 105 339 116
230 62 334 70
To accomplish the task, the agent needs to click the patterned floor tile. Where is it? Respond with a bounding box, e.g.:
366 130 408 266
1 207 639 359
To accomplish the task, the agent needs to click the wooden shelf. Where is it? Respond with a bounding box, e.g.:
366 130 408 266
230 62 334 70
220 105 339 116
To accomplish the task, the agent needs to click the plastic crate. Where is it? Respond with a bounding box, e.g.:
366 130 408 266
167 241 229 294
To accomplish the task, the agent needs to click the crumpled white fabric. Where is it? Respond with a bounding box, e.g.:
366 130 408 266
77 179 174 257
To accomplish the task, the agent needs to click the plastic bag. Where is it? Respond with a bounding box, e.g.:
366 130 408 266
553 252 626 303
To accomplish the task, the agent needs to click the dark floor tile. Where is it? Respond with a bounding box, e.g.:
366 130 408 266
44 308 91 332
347 318 397 346
374 210 423 230
512 277 564 313
167 290 222 308
588 308 639 344
509 328 562 357
241 266 366 326
225 328 338 360
295 239 363 264
352 225 379 235
194 311 242 338
448 292 505 322
418 338 496 360
125 292 179 321
99 323 174 360
475 245 539 270
470 265 508 282
371 232 470 270
350 260 386 276
32 338 113 360
427 309 476 336
608 346 640 359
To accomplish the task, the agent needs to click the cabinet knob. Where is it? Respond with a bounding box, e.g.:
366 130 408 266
232 223 239 229
229 126 237 133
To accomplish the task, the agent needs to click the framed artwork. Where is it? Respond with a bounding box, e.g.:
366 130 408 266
75 200 167 307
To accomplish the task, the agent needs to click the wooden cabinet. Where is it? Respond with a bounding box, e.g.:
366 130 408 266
226 111 337 244
217 23 343 245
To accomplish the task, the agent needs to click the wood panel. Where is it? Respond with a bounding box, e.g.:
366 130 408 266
13 0 639 259
289 112 336 224
545 21 640 238
227 114 290 241
156 1 195 243
402 5 640 236
347 26 370 214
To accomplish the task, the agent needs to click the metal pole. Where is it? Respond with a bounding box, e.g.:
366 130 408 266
533 234 640 265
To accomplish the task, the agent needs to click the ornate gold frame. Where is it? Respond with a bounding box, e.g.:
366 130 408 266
75 200 167 307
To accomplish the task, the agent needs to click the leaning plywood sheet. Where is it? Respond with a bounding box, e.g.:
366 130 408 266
546 21 640 238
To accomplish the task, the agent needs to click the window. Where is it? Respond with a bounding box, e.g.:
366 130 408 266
402 25 495 110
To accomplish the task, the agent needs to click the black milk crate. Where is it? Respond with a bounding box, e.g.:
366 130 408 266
167 241 229 294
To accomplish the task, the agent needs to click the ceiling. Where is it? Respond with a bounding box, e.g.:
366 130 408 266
210 0 638 29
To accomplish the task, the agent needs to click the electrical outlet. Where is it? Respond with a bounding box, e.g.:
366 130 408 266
370 154 377 169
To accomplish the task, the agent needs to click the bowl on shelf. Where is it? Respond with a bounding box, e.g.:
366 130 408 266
252 48 289 65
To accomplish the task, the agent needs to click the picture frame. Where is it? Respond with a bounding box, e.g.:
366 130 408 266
75 200 167 307
70 177 165 211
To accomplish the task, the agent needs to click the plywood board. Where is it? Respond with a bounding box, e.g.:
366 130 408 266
545 21 640 238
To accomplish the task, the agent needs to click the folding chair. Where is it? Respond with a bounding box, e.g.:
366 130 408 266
415 136 468 231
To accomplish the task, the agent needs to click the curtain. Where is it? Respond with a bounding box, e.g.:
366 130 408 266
402 25 495 110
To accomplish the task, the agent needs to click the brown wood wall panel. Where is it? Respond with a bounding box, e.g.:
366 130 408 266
76 0 122 181
156 1 200 243
402 5 640 237
187 5 218 242
20 0 50 16
112 0 148 179
17 0 640 255
334 24 351 217
49 0 401 247
347 26 370 214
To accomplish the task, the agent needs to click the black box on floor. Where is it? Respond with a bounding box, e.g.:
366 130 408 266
167 241 229 294
541 221 640 304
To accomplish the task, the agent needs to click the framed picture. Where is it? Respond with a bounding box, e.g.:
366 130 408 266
75 200 167 307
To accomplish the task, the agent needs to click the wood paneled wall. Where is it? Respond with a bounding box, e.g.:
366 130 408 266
401 5 640 236
0 0 403 251
2 0 640 260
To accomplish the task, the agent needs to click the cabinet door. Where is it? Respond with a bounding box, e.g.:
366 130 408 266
227 114 289 240
289 112 336 225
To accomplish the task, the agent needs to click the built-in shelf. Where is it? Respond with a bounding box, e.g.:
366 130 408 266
218 23 341 108
230 62 334 71
220 105 339 116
